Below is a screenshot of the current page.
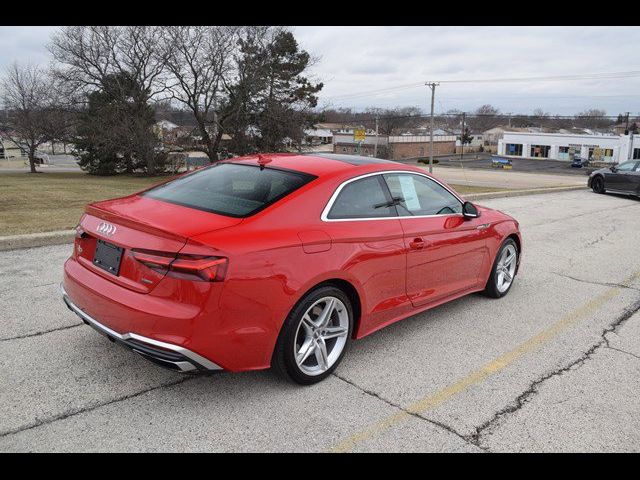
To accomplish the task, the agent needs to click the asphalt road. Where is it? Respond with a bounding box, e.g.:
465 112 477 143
428 166 584 190
1 189 639 452
431 154 591 176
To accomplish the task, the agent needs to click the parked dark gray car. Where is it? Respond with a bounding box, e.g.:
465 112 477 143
588 160 640 197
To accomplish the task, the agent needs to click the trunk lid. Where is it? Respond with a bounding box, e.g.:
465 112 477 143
75 194 241 293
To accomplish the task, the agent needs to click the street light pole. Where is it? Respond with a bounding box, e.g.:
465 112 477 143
426 82 439 174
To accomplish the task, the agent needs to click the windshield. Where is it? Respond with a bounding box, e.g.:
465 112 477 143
144 163 316 218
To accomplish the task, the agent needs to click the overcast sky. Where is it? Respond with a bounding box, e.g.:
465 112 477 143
1 26 638 115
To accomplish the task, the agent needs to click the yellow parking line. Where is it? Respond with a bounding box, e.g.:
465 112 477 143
330 271 640 453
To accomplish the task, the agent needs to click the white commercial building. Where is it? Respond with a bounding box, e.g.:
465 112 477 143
498 132 640 163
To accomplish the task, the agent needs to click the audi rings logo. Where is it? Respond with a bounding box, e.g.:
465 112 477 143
97 222 117 236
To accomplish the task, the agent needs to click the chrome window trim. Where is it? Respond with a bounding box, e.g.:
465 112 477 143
320 170 465 222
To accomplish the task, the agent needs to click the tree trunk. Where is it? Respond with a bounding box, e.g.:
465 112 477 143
211 130 225 163
146 149 156 176
208 144 219 163
28 146 37 173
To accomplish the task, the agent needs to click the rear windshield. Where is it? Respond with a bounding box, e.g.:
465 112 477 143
144 163 316 217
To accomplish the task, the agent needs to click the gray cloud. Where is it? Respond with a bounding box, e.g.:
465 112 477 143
294 26 640 115
1 26 638 115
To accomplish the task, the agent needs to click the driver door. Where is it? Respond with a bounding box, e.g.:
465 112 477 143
382 173 490 307
605 161 637 192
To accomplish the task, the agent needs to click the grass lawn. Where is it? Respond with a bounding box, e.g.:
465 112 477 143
0 171 512 236
449 184 511 195
0 172 172 236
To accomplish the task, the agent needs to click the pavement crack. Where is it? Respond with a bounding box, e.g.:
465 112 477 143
468 297 640 448
332 372 480 450
0 376 196 438
605 346 640 361
552 272 640 292
0 281 58 295
583 225 616 248
0 323 83 342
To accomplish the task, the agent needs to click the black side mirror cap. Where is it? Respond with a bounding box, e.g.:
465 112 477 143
462 201 480 219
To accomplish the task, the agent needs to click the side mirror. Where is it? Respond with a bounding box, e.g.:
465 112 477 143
610 165 618 172
462 201 480 219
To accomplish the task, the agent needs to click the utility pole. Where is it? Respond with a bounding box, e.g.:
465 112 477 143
507 112 512 128
374 113 379 157
625 112 633 160
426 82 439 173
460 112 466 162
625 112 630 133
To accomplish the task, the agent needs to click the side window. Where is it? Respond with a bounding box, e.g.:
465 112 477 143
617 161 636 172
384 173 462 216
327 176 396 219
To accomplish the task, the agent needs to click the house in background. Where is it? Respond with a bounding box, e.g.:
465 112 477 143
304 127 333 145
0 134 27 160
482 126 529 146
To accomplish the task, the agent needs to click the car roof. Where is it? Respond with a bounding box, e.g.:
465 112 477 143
229 153 406 177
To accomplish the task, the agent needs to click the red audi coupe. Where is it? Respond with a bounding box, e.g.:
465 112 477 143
62 153 522 384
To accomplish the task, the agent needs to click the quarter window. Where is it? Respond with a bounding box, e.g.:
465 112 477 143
383 173 462 216
327 176 396 219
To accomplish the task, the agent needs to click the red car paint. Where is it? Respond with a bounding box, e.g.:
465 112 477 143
62 154 522 372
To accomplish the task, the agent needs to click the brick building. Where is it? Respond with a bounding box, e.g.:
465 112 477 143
333 133 455 160
387 135 456 160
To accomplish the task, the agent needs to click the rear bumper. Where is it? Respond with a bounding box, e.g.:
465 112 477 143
61 284 222 373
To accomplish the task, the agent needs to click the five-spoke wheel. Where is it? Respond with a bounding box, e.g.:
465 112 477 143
273 286 353 384
485 238 519 298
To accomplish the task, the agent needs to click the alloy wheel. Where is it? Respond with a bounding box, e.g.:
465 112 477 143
293 296 349 376
496 244 517 293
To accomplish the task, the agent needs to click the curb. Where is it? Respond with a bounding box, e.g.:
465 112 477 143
464 185 586 201
0 229 75 252
0 186 587 252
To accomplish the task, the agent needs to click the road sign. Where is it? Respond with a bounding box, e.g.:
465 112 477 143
354 128 366 142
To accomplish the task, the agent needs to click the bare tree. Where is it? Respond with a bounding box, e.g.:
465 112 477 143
1 63 54 173
49 26 169 174
472 104 502 132
160 26 239 162
575 108 610 130
364 106 423 135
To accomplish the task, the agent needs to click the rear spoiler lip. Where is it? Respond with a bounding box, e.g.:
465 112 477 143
84 203 189 243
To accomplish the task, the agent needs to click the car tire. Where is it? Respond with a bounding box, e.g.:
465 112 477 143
272 285 353 385
484 239 518 299
592 176 606 194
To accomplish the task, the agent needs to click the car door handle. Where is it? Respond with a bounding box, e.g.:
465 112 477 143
409 238 426 250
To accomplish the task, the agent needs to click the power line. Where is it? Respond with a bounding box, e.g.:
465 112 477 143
324 70 640 101
323 113 633 122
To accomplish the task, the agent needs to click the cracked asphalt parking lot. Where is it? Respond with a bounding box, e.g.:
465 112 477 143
1 189 639 452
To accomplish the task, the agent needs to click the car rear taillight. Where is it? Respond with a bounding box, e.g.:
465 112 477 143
132 249 228 282
74 223 90 259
